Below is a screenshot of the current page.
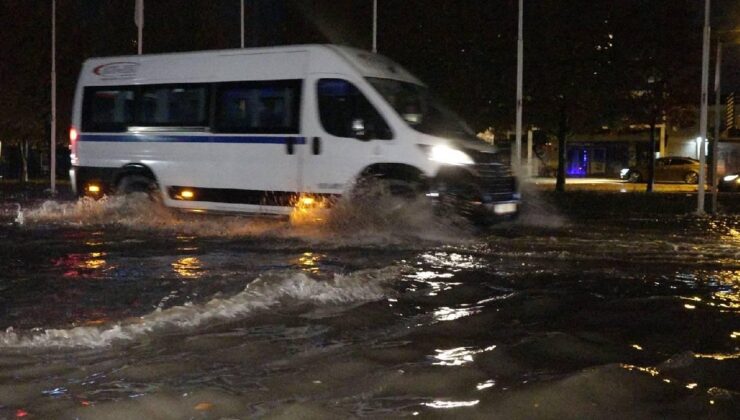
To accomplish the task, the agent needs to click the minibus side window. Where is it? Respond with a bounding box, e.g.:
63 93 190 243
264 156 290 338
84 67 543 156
317 79 392 140
138 85 209 127
82 87 135 132
215 80 301 134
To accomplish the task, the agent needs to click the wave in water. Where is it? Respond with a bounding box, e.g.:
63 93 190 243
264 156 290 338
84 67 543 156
0 267 402 349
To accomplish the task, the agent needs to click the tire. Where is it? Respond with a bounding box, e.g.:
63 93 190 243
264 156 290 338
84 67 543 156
117 174 159 199
353 176 424 199
349 177 427 218
627 171 642 183
382 178 424 198
684 171 698 184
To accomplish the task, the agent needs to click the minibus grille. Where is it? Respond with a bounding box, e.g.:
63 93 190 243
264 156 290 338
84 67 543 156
474 162 516 201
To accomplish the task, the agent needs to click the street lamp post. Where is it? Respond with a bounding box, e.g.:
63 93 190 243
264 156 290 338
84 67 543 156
514 0 524 173
50 0 56 195
372 0 378 53
697 0 711 215
135 0 144 54
711 40 721 214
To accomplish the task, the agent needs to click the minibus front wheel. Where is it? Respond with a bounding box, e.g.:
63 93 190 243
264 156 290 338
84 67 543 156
352 176 425 201
355 164 427 199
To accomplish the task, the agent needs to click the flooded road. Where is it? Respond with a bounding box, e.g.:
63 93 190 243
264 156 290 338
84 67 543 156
0 196 738 419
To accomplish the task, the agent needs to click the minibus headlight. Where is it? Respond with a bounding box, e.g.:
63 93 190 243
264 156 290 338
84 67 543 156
422 145 474 166
723 174 738 182
620 168 630 177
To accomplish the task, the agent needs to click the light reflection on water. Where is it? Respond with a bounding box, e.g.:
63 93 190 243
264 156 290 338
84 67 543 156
709 270 740 311
676 270 740 311
708 219 740 242
84 252 107 270
621 364 661 377
423 400 480 408
297 252 321 273
694 352 740 361
431 345 496 366
54 252 109 277
171 257 203 279
404 271 459 296
433 305 482 322
476 379 496 390
420 252 485 271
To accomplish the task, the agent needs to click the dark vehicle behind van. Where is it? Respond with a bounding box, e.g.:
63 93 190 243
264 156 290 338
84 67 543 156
621 157 701 184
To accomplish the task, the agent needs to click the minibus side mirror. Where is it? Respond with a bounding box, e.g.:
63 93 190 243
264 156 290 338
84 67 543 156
350 118 373 141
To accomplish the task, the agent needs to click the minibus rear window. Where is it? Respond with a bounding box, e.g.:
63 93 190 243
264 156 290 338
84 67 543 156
138 85 209 127
82 87 135 132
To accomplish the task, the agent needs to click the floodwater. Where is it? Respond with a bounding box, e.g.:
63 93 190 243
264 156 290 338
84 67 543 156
0 194 738 419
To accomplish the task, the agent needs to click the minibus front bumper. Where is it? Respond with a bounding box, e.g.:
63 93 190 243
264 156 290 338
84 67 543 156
427 164 520 220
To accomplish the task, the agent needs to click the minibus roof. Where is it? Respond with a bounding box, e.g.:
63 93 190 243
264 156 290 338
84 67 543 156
80 44 423 87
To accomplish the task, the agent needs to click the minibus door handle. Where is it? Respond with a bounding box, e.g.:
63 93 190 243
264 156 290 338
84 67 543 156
286 137 295 155
312 137 321 155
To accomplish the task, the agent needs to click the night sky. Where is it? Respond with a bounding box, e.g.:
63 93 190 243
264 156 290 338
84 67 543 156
1 0 739 143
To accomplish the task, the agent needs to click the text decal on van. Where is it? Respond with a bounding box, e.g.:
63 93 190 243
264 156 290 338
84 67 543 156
92 62 140 80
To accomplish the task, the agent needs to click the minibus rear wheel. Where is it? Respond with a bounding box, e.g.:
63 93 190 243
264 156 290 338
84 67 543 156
117 174 159 200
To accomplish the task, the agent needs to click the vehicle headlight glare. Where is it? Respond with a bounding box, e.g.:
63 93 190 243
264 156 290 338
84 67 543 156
620 168 630 177
428 145 474 166
723 174 738 182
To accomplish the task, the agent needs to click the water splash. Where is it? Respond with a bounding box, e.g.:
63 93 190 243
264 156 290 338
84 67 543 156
0 203 24 225
515 179 567 228
14 203 24 225
22 193 471 245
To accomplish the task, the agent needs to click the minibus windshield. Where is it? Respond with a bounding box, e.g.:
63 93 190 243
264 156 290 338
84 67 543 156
367 78 475 139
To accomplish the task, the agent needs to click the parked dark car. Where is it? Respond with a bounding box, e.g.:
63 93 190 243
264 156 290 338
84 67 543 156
718 173 740 192
620 157 701 184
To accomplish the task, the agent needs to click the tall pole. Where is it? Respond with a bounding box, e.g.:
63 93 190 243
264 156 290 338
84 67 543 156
135 0 144 54
711 40 722 214
372 0 378 53
697 0 710 215
240 0 245 48
514 0 523 173
696 0 711 215
50 0 56 195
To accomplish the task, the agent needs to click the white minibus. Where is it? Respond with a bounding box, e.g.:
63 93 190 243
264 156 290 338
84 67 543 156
70 45 518 220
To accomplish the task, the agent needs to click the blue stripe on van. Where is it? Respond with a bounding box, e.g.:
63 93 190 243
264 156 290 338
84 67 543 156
79 133 306 145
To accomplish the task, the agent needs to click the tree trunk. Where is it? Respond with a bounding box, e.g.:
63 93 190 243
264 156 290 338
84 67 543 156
19 140 29 183
555 103 567 192
646 118 656 193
